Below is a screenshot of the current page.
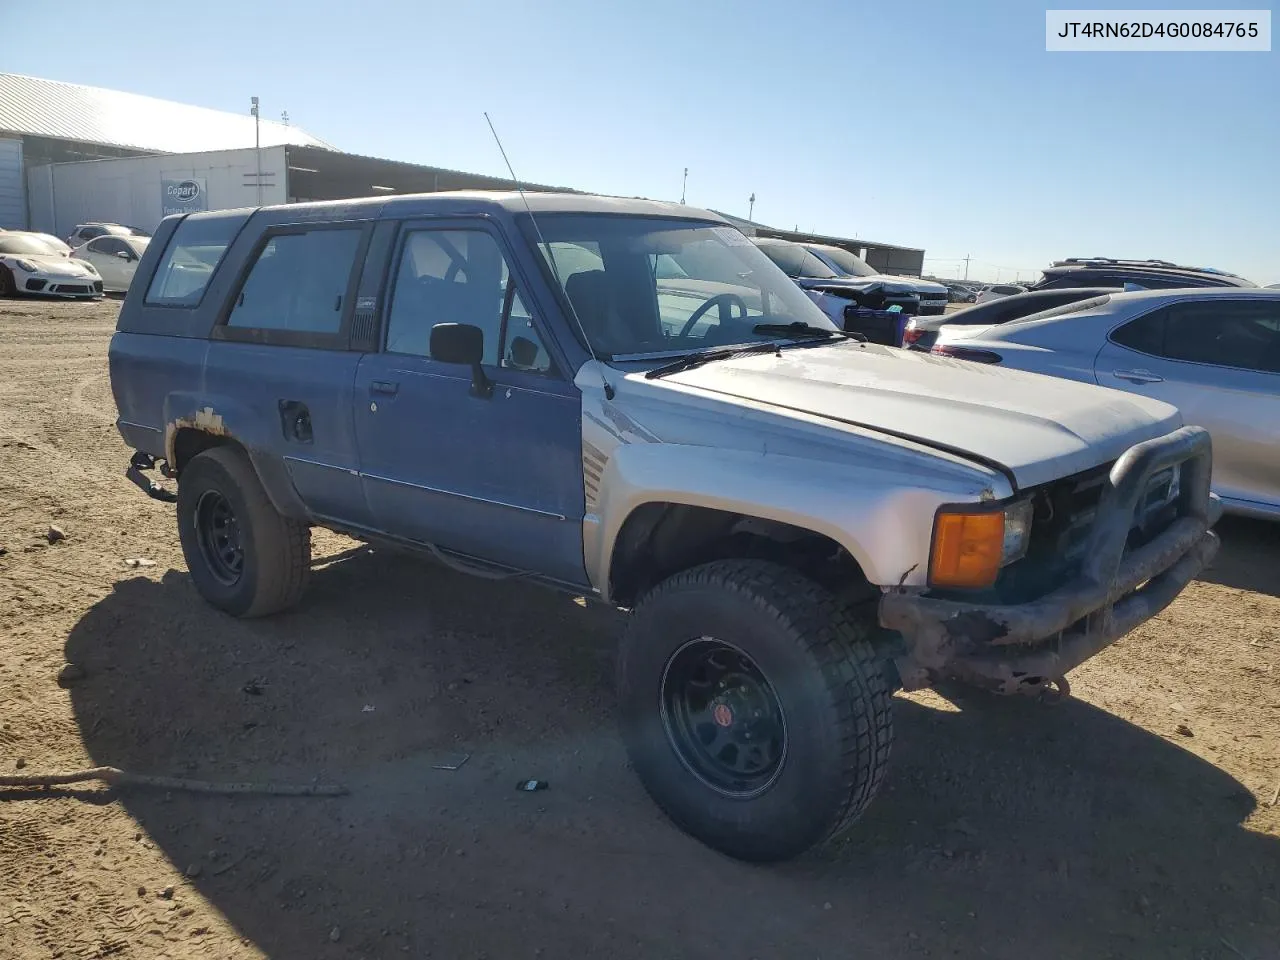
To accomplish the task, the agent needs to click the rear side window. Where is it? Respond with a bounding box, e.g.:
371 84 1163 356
228 228 363 334
146 215 244 306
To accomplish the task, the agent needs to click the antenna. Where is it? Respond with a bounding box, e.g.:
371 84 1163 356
483 112 614 400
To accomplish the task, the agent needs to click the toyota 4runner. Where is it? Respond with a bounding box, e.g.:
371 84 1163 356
109 193 1221 862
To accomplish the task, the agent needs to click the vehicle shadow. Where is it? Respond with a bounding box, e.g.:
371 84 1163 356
1198 514 1280 598
63 550 1280 960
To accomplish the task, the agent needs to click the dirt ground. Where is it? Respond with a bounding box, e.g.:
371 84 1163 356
1 297 1278 960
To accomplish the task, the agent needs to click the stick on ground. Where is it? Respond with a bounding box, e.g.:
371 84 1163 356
0 766 347 796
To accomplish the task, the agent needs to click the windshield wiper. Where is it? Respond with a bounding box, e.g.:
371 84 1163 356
752 321 867 342
645 341 780 380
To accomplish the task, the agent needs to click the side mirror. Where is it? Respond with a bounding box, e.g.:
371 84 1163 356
430 323 492 398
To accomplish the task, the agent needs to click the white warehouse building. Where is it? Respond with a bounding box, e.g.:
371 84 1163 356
1 73 570 239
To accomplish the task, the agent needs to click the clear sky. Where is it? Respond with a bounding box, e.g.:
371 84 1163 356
7 0 1278 283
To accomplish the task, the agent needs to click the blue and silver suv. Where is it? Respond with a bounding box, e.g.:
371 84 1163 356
109 192 1219 861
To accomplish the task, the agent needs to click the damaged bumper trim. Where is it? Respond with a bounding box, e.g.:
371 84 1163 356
879 425 1220 695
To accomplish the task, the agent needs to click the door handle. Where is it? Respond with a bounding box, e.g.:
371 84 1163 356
1113 369 1164 384
370 380 400 396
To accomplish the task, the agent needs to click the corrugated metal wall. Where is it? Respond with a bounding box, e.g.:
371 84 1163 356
0 137 26 229
25 146 288 237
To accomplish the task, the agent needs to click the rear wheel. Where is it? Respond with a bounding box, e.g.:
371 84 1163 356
0 266 16 297
177 446 311 617
618 560 894 862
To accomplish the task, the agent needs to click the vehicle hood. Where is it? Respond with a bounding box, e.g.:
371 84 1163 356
878 274 948 295
661 341 1181 489
795 276 920 296
4 253 97 277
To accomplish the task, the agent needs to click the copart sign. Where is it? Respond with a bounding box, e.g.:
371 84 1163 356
161 178 208 218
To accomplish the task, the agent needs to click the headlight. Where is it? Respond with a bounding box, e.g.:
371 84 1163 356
81 262 99 276
929 498 1034 589
15 259 37 272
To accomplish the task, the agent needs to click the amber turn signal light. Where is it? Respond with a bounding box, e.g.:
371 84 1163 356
930 510 1005 589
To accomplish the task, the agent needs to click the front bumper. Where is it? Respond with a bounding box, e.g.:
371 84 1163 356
879 426 1220 695
22 275 102 297
916 300 948 316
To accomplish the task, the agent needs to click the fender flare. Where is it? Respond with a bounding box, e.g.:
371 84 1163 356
586 443 987 600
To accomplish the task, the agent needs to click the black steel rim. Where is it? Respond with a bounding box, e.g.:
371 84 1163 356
660 638 787 797
194 489 244 585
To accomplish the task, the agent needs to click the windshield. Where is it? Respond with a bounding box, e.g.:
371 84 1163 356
523 216 838 359
0 235 58 256
810 245 878 278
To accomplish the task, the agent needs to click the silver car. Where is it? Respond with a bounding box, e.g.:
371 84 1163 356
931 288 1280 519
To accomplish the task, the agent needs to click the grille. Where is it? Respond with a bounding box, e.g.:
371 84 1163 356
993 461 1112 603
582 443 607 508
24 278 46 291
52 284 90 294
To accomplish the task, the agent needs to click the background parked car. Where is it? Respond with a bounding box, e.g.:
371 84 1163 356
797 242 950 315
930 288 1280 518
65 222 150 247
71 235 149 293
975 283 1027 303
903 286 1117 350
1028 257 1256 291
751 237 918 344
0 231 103 298
946 283 978 303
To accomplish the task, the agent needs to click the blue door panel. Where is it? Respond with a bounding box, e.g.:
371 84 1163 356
353 354 587 586
204 341 368 526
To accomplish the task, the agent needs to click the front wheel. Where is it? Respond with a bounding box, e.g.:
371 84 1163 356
0 266 16 297
617 560 894 862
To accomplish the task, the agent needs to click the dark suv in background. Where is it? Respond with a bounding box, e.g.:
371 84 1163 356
1029 258 1257 291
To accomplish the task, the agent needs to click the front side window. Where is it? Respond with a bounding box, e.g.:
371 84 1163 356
91 237 129 256
523 216 837 359
146 214 245 306
385 228 554 375
227 228 362 333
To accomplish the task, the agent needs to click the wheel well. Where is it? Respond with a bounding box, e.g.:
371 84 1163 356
609 503 873 608
172 428 237 475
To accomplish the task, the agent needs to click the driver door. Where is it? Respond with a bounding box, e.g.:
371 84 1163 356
352 220 589 586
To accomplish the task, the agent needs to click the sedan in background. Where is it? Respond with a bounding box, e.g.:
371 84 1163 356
930 288 1280 518
72 235 150 293
974 283 1028 304
0 232 103 299
903 286 1116 350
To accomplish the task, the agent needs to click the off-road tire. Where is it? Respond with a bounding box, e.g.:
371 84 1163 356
177 446 311 617
0 266 16 297
617 559 894 862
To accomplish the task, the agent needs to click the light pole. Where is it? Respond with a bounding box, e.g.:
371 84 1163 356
748 193 755 220
681 168 687 204
250 96 262 206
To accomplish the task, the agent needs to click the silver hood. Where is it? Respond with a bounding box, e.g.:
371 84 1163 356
660 341 1182 489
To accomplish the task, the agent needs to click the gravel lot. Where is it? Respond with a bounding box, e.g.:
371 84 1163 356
1 297 1278 960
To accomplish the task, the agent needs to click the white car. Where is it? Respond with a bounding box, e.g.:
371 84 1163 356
66 222 148 247
72 235 150 293
930 287 1280 518
0 232 102 299
975 283 1028 303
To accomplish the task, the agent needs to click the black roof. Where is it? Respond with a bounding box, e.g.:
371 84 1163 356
1040 258 1255 288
